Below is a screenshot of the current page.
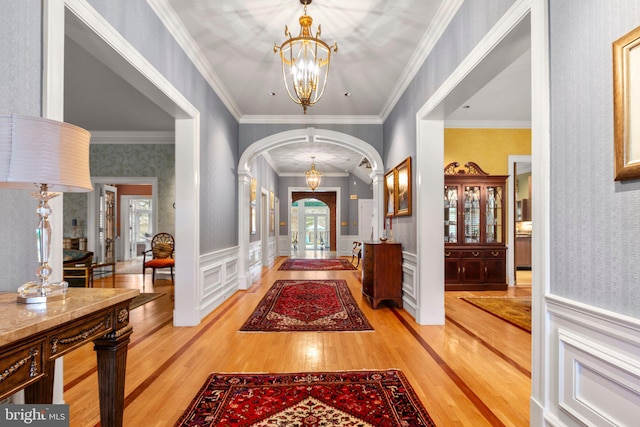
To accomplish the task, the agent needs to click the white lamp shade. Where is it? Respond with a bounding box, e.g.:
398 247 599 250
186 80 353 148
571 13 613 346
0 114 92 192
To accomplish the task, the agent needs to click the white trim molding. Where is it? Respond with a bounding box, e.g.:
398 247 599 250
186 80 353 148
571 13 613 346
546 295 640 427
199 246 239 318
401 251 418 319
90 131 175 144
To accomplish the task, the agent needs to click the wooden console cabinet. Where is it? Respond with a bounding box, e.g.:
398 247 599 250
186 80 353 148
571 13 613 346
361 242 403 308
444 162 508 291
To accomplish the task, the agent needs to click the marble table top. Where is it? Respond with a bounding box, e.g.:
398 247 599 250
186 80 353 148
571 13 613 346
0 288 139 346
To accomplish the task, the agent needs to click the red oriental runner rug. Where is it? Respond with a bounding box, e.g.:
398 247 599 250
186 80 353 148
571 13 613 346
175 370 436 427
240 279 373 332
278 258 357 271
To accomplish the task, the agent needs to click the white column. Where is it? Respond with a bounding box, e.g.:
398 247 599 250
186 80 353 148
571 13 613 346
370 172 384 241
237 172 251 289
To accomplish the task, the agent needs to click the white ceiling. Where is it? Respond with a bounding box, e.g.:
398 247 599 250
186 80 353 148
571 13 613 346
63 0 531 179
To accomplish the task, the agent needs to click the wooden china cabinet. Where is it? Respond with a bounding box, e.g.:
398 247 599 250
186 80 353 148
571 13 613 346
444 162 508 291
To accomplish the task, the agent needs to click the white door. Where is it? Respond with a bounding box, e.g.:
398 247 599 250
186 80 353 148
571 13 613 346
120 196 153 261
359 199 374 241
97 184 117 264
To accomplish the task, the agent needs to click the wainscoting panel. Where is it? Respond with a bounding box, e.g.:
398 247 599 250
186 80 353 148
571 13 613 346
248 241 262 283
402 251 418 318
268 236 277 267
278 235 290 256
546 295 640 427
340 235 359 257
199 246 239 317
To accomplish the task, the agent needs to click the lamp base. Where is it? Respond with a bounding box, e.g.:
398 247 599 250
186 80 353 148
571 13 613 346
17 281 69 304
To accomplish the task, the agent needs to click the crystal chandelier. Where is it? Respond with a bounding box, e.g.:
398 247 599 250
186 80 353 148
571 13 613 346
305 157 322 191
274 0 338 114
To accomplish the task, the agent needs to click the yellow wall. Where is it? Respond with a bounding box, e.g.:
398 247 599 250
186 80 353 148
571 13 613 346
444 128 531 175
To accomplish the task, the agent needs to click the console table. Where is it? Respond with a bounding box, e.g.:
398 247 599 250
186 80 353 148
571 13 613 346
0 288 138 427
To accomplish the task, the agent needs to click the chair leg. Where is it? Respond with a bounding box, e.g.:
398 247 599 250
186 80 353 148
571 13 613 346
170 267 174 284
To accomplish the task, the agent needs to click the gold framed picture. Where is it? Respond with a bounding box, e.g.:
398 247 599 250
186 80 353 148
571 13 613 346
384 169 396 217
613 25 640 180
269 190 275 232
250 177 257 204
395 156 412 216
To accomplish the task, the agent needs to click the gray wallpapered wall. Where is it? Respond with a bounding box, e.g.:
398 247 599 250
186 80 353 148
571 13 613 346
248 155 279 243
549 0 640 317
63 144 176 239
88 0 239 254
383 0 518 254
0 0 45 291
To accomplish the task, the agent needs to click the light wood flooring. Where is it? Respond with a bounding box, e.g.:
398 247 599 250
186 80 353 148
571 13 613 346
65 257 532 426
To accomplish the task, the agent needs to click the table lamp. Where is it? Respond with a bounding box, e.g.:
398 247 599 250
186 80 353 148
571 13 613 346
0 114 92 303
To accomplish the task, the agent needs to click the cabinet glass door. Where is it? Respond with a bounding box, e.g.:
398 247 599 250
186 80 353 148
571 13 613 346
485 186 503 243
444 186 458 243
463 186 481 243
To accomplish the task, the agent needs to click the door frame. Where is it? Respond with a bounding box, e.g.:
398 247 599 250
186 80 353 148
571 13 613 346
508 155 531 285
88 177 158 260
120 195 154 261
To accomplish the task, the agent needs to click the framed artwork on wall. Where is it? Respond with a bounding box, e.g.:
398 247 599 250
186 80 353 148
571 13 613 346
384 169 396 217
613 25 640 181
250 177 257 204
269 190 275 232
395 156 412 216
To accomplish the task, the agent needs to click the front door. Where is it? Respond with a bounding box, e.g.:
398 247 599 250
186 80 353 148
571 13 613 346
304 213 328 250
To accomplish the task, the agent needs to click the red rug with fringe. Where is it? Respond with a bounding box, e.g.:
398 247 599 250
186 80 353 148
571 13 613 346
278 258 357 270
175 370 435 427
240 279 373 332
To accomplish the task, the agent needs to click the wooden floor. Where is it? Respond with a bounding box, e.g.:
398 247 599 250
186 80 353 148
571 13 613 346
65 257 531 426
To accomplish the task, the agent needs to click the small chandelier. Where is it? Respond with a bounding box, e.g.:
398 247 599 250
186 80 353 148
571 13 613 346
274 0 338 114
305 156 322 191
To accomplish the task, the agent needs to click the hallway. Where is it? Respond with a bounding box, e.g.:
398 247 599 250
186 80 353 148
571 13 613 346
67 257 531 426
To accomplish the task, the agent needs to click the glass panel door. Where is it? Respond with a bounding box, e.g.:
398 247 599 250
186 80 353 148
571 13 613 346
444 185 458 243
463 185 481 243
485 186 503 243
304 213 329 250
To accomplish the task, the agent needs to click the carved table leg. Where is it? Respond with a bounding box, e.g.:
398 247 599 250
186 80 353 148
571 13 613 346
93 324 133 427
24 359 54 404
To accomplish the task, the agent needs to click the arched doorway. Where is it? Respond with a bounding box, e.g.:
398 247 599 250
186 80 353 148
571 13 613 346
236 128 385 289
291 193 336 253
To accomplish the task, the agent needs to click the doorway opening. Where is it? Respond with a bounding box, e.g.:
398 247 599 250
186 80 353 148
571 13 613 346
291 199 330 253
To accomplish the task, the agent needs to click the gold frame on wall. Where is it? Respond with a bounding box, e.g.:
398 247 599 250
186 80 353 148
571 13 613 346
395 157 412 216
269 190 275 232
613 25 640 181
384 169 396 217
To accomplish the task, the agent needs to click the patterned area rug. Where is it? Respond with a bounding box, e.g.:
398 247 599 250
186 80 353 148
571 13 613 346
278 258 357 271
175 370 435 427
240 279 373 332
461 296 531 332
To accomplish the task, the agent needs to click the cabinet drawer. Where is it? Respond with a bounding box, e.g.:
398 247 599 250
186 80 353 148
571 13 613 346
444 250 461 258
484 249 505 258
460 250 483 258
0 339 46 400
48 311 114 359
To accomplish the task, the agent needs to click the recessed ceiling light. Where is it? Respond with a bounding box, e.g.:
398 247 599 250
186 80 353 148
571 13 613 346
344 92 352 97
462 105 470 109
269 91 276 96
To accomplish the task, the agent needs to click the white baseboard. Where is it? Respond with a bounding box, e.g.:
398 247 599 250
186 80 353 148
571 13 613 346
198 246 239 318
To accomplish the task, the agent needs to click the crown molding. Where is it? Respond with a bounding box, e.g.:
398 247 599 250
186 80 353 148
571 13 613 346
146 0 242 120
379 0 464 121
444 120 531 129
239 114 382 125
90 130 175 144
279 172 349 178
